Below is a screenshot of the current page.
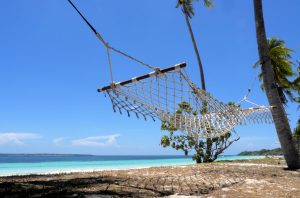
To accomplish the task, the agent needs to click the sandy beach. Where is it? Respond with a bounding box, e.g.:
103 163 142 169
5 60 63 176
0 157 299 197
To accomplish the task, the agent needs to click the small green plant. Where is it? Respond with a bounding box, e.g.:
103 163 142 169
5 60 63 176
160 102 239 163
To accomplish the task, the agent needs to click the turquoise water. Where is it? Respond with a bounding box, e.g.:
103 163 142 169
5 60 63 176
0 155 264 176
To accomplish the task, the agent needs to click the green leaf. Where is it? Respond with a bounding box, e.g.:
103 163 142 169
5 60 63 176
160 135 170 147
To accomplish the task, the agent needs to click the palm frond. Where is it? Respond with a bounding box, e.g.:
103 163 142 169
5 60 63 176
293 76 300 87
254 37 297 105
204 0 214 8
277 86 289 105
284 88 296 103
176 0 213 18
293 64 300 86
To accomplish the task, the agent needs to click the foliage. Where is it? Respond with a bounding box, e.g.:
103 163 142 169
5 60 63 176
160 102 239 163
293 119 300 146
253 38 298 105
176 0 213 18
291 60 300 108
175 0 213 92
253 0 300 169
238 148 283 156
227 101 241 108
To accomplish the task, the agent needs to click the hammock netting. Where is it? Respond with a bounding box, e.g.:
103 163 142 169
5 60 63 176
98 63 274 138
66 0 274 139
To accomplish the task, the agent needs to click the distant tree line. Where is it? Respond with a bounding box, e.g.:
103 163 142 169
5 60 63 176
238 148 283 156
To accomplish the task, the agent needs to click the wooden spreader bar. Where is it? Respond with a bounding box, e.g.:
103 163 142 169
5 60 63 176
97 62 186 92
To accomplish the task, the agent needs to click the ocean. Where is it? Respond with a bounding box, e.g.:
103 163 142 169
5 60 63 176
0 154 264 176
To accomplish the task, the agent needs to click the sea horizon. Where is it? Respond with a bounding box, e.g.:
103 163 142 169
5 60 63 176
0 153 243 155
0 154 265 176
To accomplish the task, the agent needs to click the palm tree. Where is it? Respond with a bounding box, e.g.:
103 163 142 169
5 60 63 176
176 0 214 161
254 38 295 105
253 0 300 169
176 0 213 90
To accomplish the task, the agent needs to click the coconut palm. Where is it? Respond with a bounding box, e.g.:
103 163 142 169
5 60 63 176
176 0 213 91
176 0 215 161
253 0 300 169
254 38 295 105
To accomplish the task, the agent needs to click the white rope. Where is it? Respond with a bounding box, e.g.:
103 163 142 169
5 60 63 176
104 65 274 138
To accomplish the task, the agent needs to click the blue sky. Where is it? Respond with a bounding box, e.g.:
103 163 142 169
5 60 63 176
0 0 299 155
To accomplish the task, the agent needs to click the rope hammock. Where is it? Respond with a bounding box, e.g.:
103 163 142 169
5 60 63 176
67 0 274 138
98 63 273 138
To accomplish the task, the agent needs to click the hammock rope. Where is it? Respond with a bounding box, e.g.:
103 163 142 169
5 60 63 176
98 63 274 138
67 0 274 138
67 0 156 72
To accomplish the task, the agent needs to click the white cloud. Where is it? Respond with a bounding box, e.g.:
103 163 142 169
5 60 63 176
53 137 66 145
0 133 41 145
72 134 120 147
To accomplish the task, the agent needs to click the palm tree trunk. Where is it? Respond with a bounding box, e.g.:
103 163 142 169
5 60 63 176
183 4 206 91
182 4 210 162
253 0 300 169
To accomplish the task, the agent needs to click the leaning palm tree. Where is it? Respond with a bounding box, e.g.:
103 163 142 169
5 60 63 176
253 38 296 105
176 0 213 91
253 0 300 169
